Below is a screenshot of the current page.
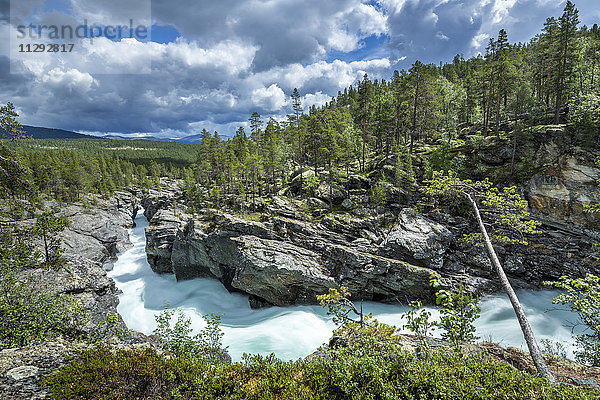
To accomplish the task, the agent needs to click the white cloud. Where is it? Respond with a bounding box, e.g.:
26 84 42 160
471 33 490 48
252 84 287 111
41 68 97 93
303 91 332 109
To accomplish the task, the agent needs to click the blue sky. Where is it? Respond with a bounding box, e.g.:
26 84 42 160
1 0 598 138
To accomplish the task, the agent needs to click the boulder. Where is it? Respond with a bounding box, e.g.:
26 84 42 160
314 181 346 206
323 243 437 302
145 209 184 274
341 198 355 211
527 153 600 226
230 236 336 306
378 208 453 269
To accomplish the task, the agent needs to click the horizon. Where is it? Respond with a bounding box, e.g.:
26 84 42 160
2 0 599 139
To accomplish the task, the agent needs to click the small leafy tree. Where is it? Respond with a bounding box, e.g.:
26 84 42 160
545 274 600 366
154 308 228 364
423 170 553 381
402 300 434 352
34 209 67 268
317 287 369 329
370 179 388 205
303 173 319 198
432 279 481 348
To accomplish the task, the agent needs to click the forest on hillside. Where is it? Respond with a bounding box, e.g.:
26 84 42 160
182 0 599 208
0 2 598 208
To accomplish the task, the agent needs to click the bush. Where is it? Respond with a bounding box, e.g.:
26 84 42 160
545 274 600 366
154 308 228 363
433 283 480 347
0 262 83 348
0 225 83 348
44 343 600 400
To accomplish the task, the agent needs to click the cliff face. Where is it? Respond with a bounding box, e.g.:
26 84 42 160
1 191 142 399
527 142 600 227
143 137 600 308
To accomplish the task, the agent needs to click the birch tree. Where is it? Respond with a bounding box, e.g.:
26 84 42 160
423 171 554 381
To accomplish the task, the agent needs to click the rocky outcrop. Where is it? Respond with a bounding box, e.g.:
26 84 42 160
146 201 439 307
145 209 187 274
527 142 600 227
25 192 139 334
378 208 453 269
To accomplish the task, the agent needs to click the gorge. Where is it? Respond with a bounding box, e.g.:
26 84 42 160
110 208 583 361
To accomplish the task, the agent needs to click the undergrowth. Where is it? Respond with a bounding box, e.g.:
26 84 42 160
44 340 599 400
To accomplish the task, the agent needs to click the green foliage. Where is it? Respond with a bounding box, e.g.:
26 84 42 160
86 313 129 344
394 145 415 187
43 345 202 400
154 308 227 363
402 300 433 351
0 262 83 348
369 179 388 205
545 274 600 366
34 208 67 268
0 102 25 139
432 280 481 347
423 170 541 245
540 339 568 363
303 173 319 197
44 342 600 400
317 287 371 330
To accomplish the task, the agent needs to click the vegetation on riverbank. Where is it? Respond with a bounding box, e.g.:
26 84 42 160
43 330 600 400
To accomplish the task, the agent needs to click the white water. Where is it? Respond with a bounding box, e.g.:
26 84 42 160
109 211 583 361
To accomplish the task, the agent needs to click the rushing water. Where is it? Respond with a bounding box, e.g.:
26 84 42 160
109 210 583 361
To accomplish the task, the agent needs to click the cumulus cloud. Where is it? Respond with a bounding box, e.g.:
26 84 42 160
1 0 597 137
252 84 287 111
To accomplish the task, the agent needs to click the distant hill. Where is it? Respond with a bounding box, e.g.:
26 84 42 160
102 134 173 142
13 125 198 143
177 134 203 144
177 133 229 144
20 125 96 140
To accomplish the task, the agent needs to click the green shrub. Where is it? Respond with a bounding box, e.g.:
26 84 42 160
154 308 228 363
545 274 600 366
0 262 83 348
44 344 600 400
433 283 481 347
0 227 83 348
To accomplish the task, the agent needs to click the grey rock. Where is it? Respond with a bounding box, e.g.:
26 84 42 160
341 198 355 211
145 209 185 274
6 366 39 381
307 197 328 209
314 181 345 205
230 236 336 306
379 208 453 269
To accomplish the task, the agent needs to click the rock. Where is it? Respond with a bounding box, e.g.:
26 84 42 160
347 174 371 190
527 143 600 227
379 208 453 269
323 243 436 302
307 197 327 209
230 236 336 306
6 366 39 381
314 181 345 206
341 198 355 211
145 209 185 274
289 170 316 194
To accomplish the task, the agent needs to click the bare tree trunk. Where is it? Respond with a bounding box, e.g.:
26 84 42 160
466 193 554 382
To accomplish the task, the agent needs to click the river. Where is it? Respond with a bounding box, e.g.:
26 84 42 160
108 210 582 361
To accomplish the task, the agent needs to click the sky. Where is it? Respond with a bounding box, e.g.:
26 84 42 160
0 0 598 139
